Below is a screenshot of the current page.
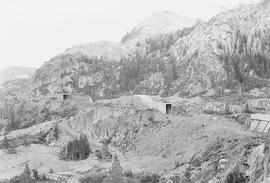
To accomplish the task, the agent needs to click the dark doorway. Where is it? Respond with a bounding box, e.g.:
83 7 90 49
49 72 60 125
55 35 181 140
63 94 69 100
166 104 172 115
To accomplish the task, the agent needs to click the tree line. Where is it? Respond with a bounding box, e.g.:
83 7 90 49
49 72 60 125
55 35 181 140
60 134 91 161
219 27 270 92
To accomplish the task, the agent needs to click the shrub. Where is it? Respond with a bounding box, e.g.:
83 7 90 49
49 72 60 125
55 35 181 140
225 103 231 115
49 168 53 173
79 173 107 183
52 125 59 140
244 103 252 114
7 145 16 154
59 146 67 160
94 149 103 159
23 136 28 146
225 167 245 183
32 169 39 180
41 174 47 180
6 164 49 183
9 176 20 183
101 156 125 183
139 173 160 183
183 168 191 183
19 163 31 183
94 145 112 160
2 135 9 149
110 156 124 183
124 169 133 177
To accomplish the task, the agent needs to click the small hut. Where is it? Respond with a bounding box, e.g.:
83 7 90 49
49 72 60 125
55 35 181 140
166 103 172 115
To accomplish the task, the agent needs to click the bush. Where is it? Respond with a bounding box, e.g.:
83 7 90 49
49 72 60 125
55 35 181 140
41 174 47 180
19 163 31 183
23 136 28 146
244 103 252 114
9 176 20 183
6 164 50 183
49 168 53 173
94 145 112 160
110 156 124 183
124 169 133 177
7 145 16 154
52 125 59 140
225 168 245 183
139 173 160 183
2 135 9 149
225 103 231 115
32 169 39 180
79 173 107 183
94 149 103 159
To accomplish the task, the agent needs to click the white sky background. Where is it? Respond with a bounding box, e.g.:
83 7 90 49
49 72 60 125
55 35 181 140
0 0 256 70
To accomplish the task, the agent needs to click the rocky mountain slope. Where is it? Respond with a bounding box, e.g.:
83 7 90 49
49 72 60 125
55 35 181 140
2 1 270 182
0 94 259 182
170 1 270 95
0 67 36 86
121 11 198 45
31 1 270 100
30 11 198 99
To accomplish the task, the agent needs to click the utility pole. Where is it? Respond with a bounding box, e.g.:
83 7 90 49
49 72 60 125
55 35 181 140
264 128 270 182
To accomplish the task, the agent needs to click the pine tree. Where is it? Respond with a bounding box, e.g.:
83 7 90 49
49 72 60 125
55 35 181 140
23 136 28 146
41 174 47 180
20 163 31 183
3 135 9 149
7 143 16 154
110 155 124 183
32 169 39 180
59 146 67 160
52 125 59 140
49 168 53 173
63 134 90 160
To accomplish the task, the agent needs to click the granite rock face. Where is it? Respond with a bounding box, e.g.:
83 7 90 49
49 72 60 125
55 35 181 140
31 3 270 98
170 2 270 95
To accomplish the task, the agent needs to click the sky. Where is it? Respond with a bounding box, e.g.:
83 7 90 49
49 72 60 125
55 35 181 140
0 0 256 70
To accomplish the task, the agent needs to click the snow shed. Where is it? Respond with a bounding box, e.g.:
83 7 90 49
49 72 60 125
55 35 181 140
62 93 93 106
246 114 270 133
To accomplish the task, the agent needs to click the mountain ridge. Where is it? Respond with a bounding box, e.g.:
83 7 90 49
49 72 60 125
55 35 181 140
2 3 270 182
31 2 270 98
30 11 198 97
0 66 36 85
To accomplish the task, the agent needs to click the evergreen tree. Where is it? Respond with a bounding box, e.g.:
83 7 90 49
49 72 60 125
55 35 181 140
20 163 31 183
52 125 59 140
110 155 124 183
41 174 47 180
7 143 16 154
32 169 39 180
23 136 28 147
59 146 67 160
3 135 9 149
63 134 90 160
49 168 53 173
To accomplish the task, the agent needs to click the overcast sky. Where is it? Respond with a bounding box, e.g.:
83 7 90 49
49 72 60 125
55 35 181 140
0 0 256 70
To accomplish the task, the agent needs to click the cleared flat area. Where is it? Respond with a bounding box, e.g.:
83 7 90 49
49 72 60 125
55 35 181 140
0 144 110 180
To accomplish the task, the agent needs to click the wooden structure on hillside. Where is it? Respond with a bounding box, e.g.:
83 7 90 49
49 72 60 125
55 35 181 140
62 92 93 104
63 92 70 100
61 83 93 104
246 114 270 133
166 104 172 115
